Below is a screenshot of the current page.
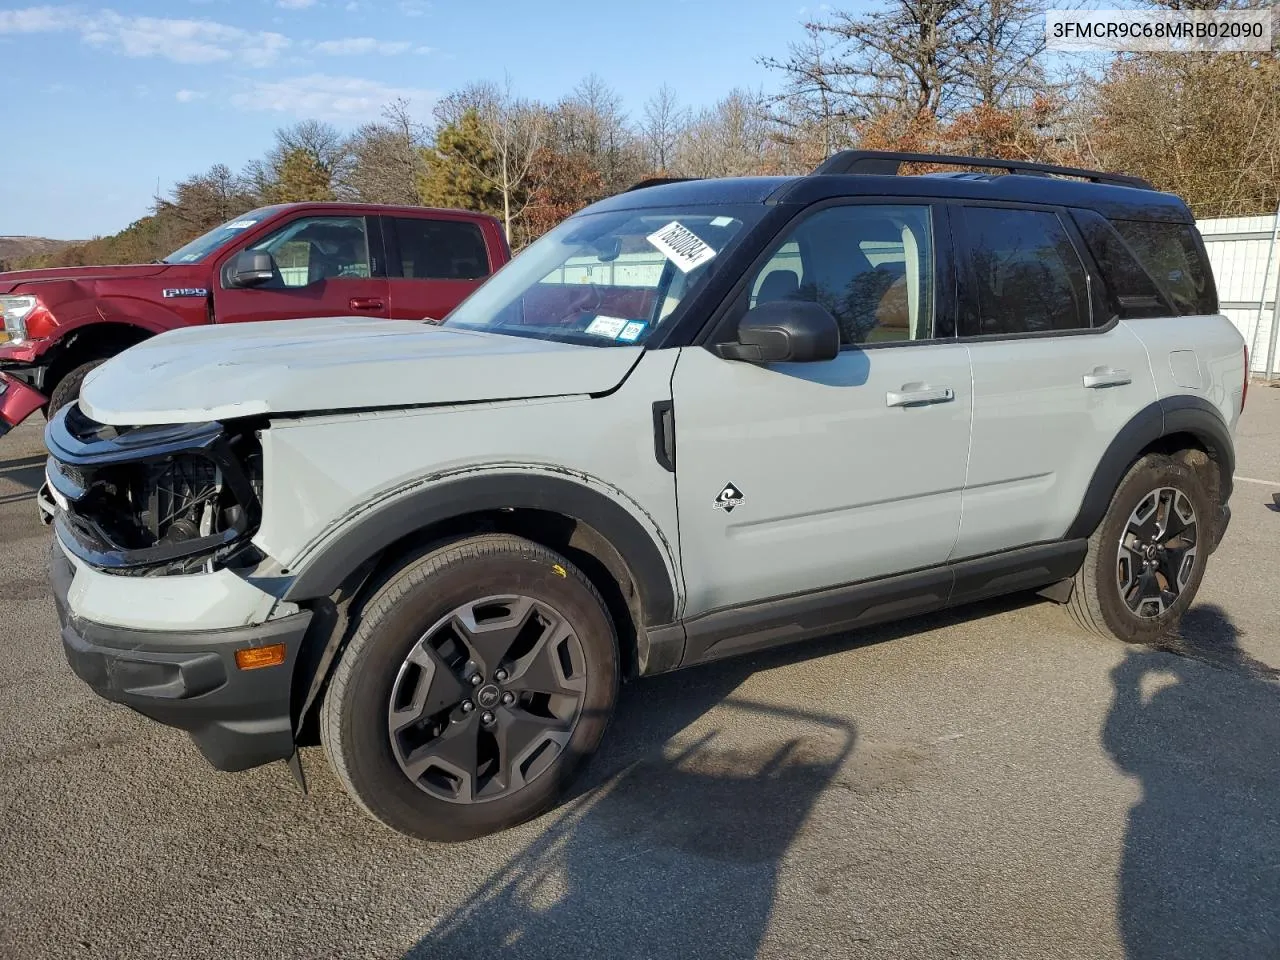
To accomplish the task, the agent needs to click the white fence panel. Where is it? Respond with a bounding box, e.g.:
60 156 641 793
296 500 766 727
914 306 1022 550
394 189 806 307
1198 213 1279 376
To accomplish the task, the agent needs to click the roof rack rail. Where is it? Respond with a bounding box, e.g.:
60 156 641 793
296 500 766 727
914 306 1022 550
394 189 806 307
625 177 700 193
813 150 1153 190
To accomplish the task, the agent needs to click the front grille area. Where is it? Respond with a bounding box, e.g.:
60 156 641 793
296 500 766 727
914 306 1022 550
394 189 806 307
45 405 264 575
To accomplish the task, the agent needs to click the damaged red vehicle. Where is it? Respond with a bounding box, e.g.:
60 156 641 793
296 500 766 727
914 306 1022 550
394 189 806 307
0 202 509 437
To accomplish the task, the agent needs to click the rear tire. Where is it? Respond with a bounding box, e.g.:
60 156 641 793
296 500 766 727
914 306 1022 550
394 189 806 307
320 534 619 842
46 359 107 419
1067 453 1212 644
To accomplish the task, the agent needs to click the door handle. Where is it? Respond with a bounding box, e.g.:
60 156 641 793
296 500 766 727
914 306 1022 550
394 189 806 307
349 297 385 311
1082 366 1132 389
886 384 955 408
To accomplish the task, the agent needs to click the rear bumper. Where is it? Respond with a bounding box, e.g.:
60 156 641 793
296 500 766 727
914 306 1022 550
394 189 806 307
50 540 311 771
0 371 46 436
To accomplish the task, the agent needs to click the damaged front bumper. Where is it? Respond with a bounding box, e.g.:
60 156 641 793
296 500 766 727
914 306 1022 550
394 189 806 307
0 371 46 437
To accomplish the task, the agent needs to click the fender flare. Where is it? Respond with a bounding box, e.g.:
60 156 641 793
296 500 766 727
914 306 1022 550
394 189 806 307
1065 396 1234 540
281 470 678 626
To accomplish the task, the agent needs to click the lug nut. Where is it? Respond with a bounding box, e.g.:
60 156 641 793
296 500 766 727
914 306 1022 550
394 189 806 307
481 711 495 724
501 692 515 705
461 701 474 713
470 674 482 686
494 669 508 682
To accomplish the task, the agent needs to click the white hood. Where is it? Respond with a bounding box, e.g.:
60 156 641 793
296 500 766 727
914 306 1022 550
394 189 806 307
79 316 643 425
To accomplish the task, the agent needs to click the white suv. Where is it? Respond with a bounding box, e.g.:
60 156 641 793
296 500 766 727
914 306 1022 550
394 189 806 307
43 151 1248 841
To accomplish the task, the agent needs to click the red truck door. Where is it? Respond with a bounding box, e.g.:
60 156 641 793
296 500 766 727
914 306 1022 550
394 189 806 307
212 214 391 324
380 213 499 321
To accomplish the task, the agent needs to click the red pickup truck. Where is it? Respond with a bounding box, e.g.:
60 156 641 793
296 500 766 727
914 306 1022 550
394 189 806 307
0 202 510 436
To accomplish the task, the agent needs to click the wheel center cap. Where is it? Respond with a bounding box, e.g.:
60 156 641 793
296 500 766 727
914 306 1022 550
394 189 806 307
476 683 501 709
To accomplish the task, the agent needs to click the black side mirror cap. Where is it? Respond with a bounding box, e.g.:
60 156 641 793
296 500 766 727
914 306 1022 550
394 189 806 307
714 300 840 363
229 250 276 288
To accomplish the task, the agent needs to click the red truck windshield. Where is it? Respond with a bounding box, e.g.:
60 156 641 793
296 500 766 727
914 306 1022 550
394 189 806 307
161 206 286 264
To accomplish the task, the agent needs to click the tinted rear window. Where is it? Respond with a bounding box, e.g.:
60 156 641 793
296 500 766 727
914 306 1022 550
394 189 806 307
1071 209 1169 319
394 218 490 280
1109 220 1216 315
960 206 1091 335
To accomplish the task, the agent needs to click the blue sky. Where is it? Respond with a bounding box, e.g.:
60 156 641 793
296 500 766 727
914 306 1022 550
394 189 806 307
1 1 824 240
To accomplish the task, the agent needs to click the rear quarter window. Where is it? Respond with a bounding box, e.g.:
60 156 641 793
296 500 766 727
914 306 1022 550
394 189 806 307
1108 219 1217 316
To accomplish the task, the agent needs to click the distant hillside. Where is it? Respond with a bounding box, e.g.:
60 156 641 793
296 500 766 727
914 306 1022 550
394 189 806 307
0 236 79 269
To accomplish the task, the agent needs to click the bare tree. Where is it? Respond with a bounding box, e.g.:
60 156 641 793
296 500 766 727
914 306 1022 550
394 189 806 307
761 23 856 159
457 78 546 243
552 75 643 190
347 98 426 205
675 90 780 179
954 0 1048 108
640 85 687 173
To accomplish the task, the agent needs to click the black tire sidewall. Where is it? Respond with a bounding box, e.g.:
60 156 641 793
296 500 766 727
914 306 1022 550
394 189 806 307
1093 456 1212 643
333 546 618 841
48 360 107 418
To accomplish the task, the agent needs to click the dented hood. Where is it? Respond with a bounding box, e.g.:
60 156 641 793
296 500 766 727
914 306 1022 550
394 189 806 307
78 316 642 425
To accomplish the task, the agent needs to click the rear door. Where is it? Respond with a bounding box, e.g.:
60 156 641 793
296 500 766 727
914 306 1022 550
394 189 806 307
383 214 495 321
951 203 1158 559
212 214 390 323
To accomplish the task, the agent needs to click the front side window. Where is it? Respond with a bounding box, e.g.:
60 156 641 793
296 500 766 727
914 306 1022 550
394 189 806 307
394 218 490 280
962 207 1090 335
444 205 764 347
246 216 371 288
742 204 935 345
1110 219 1216 316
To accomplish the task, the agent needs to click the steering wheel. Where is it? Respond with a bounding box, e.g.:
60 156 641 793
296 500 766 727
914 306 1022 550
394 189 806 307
565 283 604 319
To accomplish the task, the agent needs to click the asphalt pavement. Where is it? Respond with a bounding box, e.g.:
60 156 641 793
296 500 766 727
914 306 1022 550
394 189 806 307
1 388 1278 960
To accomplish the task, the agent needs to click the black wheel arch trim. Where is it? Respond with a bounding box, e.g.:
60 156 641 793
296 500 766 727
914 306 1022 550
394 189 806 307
1065 395 1234 541
281 471 678 626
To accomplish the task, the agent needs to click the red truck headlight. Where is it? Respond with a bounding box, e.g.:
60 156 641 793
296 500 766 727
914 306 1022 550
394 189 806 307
0 294 38 344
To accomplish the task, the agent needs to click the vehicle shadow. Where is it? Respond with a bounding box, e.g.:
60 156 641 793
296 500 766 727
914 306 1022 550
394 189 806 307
1106 604 1280 960
402 595 1032 960
0 454 45 507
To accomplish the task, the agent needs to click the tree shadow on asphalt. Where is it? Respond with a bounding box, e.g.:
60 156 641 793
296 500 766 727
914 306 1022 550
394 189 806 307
402 595 1040 960
1106 604 1280 960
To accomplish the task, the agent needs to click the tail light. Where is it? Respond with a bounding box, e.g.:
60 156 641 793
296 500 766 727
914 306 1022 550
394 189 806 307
1242 345 1249 413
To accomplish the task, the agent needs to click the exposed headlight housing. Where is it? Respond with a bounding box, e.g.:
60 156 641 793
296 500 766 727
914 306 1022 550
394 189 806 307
0 294 38 344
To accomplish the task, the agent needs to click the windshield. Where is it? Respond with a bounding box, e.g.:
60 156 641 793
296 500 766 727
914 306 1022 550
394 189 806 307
161 206 284 264
444 205 762 346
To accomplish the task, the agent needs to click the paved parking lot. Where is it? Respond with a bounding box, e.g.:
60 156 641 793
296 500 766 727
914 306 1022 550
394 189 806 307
1 389 1278 960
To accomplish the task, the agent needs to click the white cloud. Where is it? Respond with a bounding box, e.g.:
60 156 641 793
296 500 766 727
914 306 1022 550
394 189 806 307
0 6 291 67
175 89 207 102
312 37 412 55
399 0 429 16
277 0 316 8
232 74 434 120
0 5 77 32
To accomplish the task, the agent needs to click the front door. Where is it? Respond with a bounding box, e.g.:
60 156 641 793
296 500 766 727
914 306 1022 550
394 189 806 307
672 201 973 619
213 214 390 324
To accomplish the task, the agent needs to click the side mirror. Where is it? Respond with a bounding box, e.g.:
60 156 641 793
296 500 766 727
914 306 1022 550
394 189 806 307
714 300 840 363
228 249 276 288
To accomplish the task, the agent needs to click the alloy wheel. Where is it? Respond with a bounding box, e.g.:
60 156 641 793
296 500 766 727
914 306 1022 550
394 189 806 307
1115 486 1198 619
386 595 588 803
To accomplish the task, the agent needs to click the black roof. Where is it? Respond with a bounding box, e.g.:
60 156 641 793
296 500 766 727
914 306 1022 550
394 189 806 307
586 170 1192 224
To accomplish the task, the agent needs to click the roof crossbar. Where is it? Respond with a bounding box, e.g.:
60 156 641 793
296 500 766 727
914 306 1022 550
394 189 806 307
813 150 1153 190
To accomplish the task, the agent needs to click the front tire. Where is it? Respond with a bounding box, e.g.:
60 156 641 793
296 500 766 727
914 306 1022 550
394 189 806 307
46 359 107 419
320 534 619 842
1067 453 1212 644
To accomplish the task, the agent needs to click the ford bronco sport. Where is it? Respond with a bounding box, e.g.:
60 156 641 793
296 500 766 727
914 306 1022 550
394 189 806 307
0 202 508 435
44 152 1247 841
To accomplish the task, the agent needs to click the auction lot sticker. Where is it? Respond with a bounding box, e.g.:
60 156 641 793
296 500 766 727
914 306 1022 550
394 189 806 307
647 221 717 273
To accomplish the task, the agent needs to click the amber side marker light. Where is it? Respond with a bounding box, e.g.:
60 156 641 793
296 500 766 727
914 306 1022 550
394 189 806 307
235 644 287 670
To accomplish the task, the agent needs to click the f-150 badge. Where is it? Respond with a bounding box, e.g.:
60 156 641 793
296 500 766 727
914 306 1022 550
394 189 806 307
163 288 209 298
